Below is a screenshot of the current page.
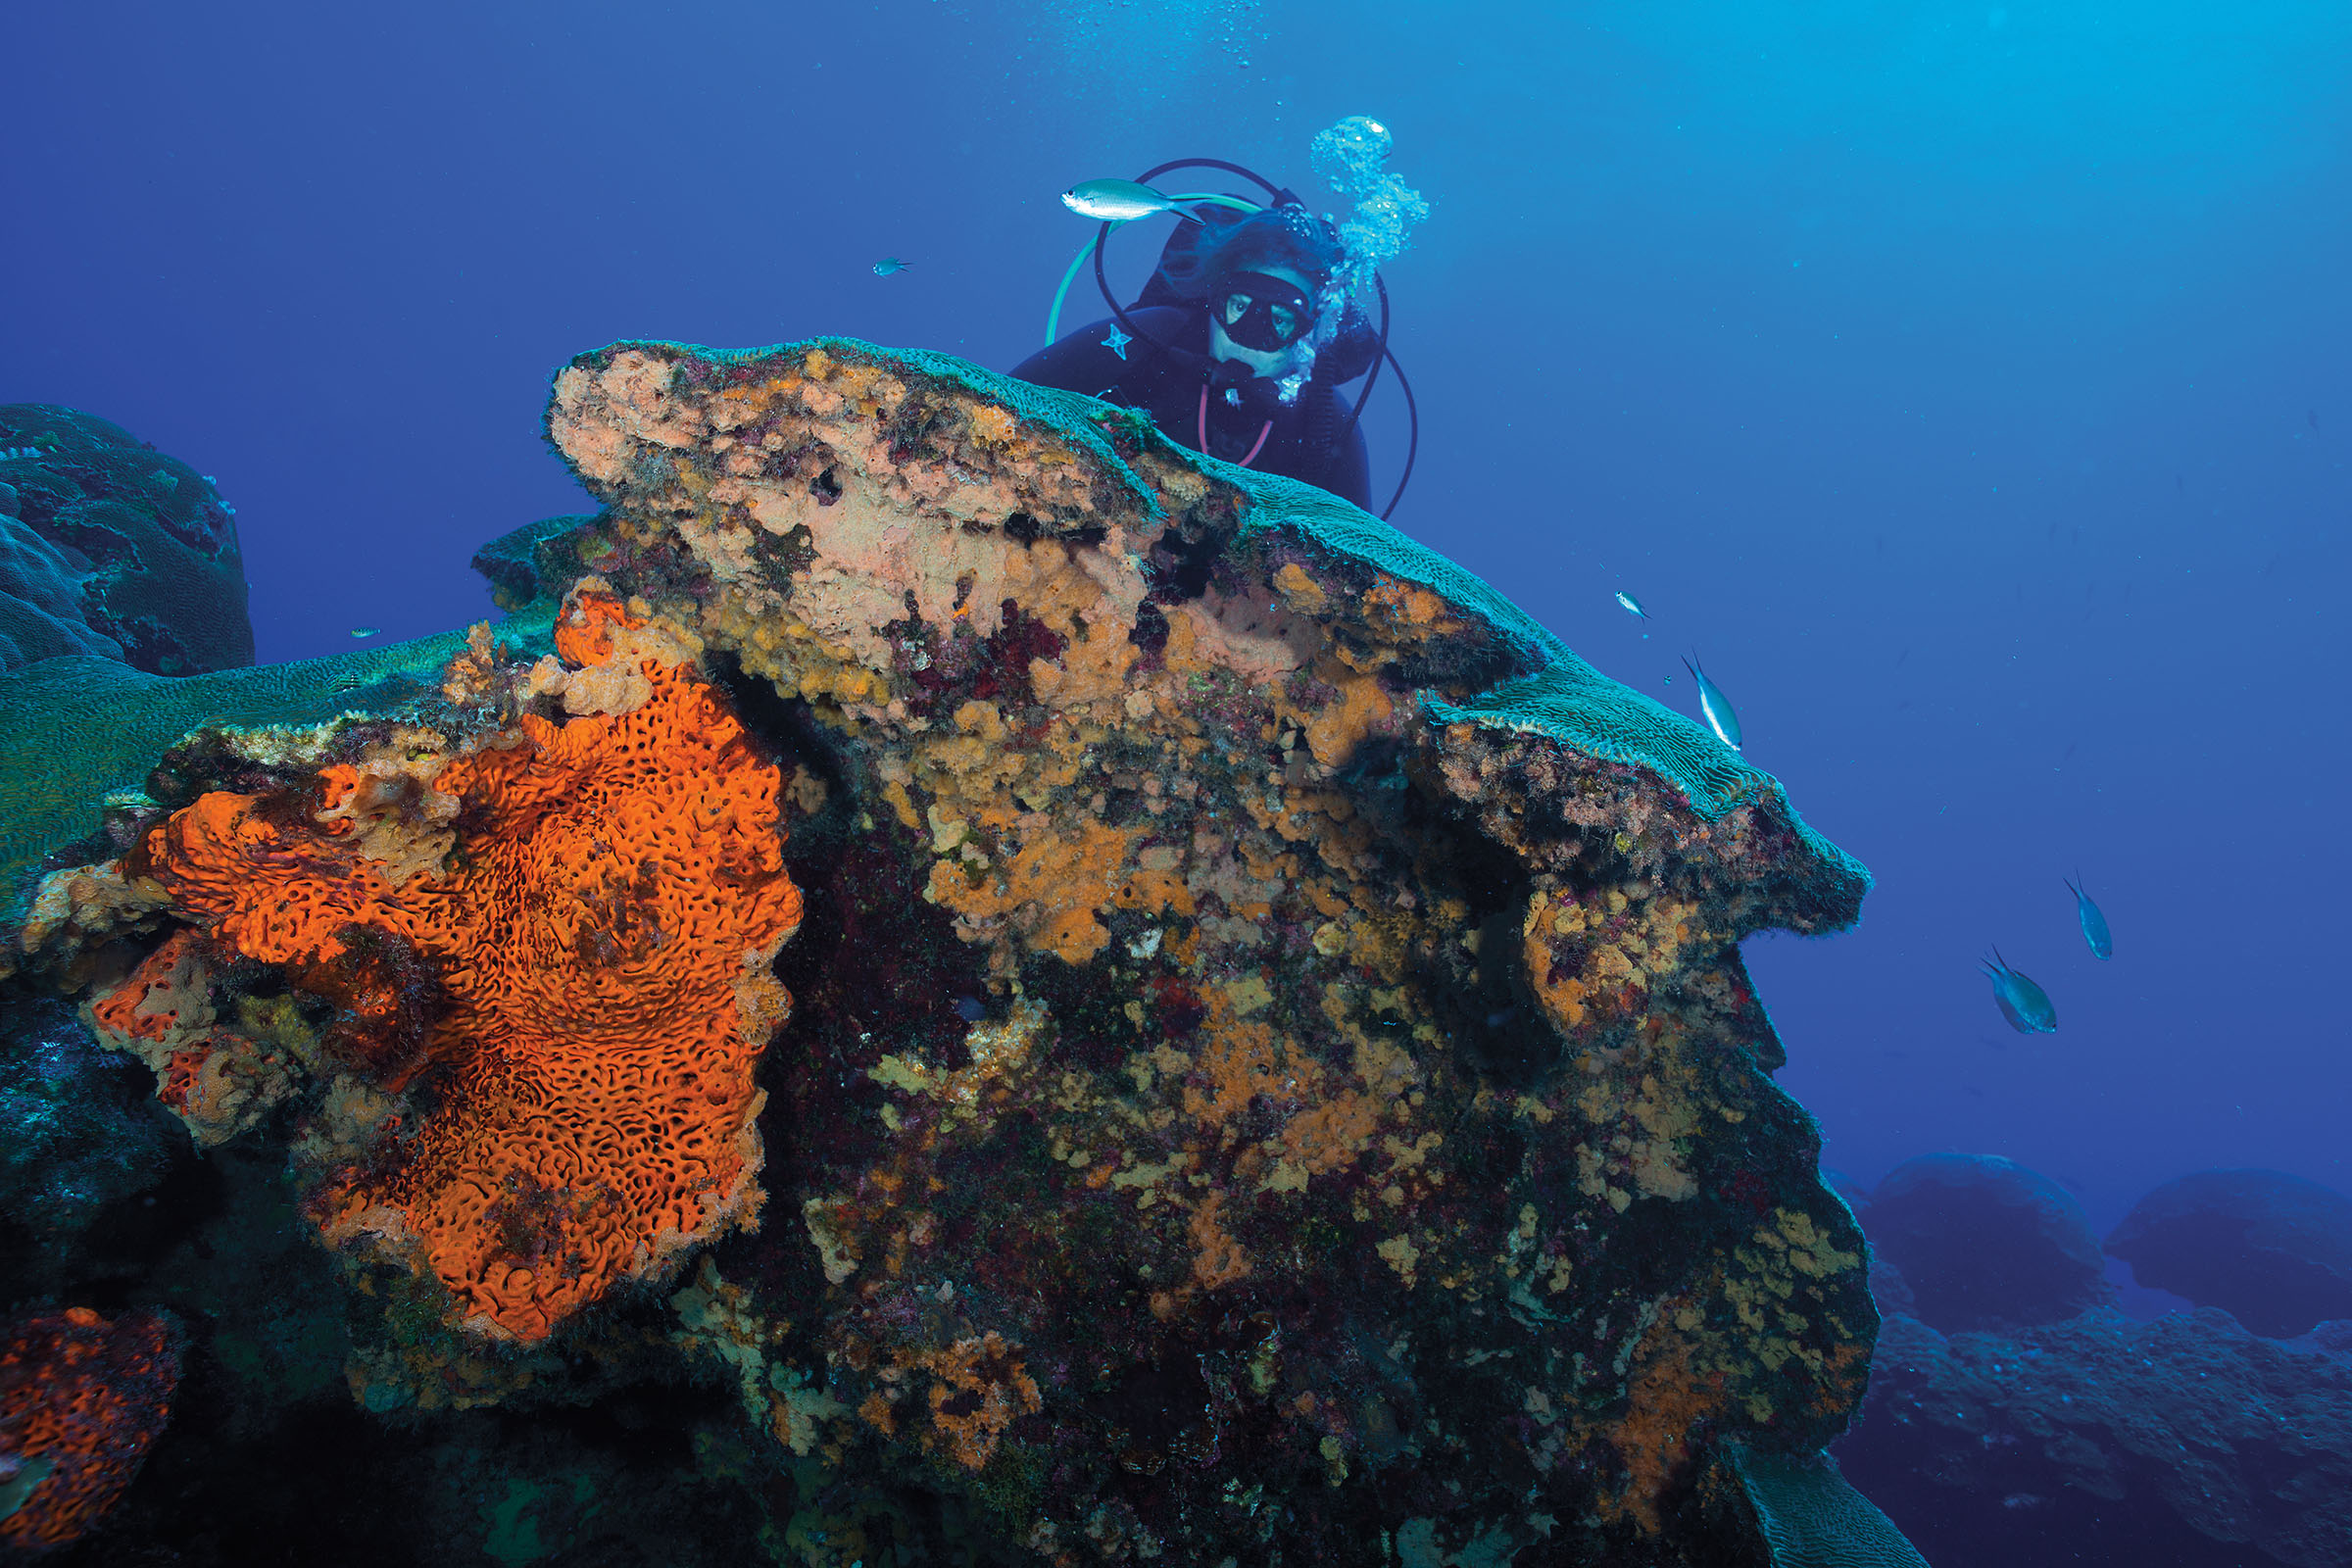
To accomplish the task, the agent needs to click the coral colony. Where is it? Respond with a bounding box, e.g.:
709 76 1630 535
0 343 1930 1563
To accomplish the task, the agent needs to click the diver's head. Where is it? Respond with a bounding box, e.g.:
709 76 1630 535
1196 206 1344 381
1208 265 1318 376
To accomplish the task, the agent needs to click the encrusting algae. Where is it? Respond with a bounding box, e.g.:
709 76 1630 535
0 337 1893 1565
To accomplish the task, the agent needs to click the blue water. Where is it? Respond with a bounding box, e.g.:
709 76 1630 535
6 0 2348 1551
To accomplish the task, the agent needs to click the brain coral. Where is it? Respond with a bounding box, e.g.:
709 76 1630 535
0 1306 181 1554
0 614 521 933
1723 1442 1930 1568
131 600 804 1341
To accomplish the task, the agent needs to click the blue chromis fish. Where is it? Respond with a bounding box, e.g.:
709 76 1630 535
2065 873 2112 959
1614 590 1649 620
1982 949 2058 1034
350 626 381 639
1061 178 1180 222
1681 656 1741 751
872 257 912 276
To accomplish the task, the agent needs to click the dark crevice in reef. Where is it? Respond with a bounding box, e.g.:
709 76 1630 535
1126 598 1170 665
112 1373 763 1567
708 650 841 803
1142 513 1231 606
1405 778 1560 1090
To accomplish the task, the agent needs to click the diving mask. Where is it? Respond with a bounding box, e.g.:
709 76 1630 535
1214 270 1316 352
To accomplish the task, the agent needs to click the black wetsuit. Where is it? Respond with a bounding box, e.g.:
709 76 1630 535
1010 306 1372 511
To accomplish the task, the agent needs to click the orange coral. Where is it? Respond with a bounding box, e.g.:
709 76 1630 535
1609 1330 1728 1533
0 1307 180 1554
87 929 207 1046
132 630 804 1342
1187 1192 1252 1291
84 930 291 1146
915 1332 1041 1470
923 817 1139 964
552 585 641 666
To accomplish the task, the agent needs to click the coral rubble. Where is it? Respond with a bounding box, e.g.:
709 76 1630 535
0 339 1896 1563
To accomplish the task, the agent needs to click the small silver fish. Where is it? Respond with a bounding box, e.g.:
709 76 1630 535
1061 178 1179 222
1614 590 1649 620
350 626 381 639
1981 949 2058 1034
1682 656 1742 751
872 257 912 276
2065 873 2112 959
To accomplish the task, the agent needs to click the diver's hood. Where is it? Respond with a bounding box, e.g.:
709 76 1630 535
1133 200 1382 385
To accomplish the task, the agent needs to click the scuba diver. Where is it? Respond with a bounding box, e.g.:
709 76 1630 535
1011 158 1417 517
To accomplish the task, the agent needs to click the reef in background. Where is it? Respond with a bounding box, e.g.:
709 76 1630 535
1841 1305 2352 1568
2107 1169 2352 1339
0 407 253 677
1859 1152 2113 1334
0 340 1893 1566
1842 1157 2352 1568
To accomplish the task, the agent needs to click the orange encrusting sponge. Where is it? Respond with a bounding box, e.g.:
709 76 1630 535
0 1307 180 1553
136 608 803 1342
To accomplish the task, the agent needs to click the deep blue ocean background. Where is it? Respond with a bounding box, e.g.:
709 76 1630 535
5 0 2347 1541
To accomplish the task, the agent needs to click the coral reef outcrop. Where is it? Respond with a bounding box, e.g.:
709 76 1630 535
1859 1153 2111 1333
0 339 1899 1563
2106 1169 2352 1339
0 999 180 1287
533 339 1879 1562
0 514 122 669
0 406 252 677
